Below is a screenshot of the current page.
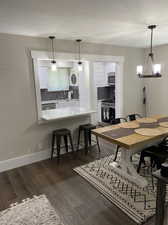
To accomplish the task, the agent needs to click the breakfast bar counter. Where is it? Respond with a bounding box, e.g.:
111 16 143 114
41 107 95 121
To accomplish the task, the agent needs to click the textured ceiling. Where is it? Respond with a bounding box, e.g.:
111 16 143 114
1 0 168 47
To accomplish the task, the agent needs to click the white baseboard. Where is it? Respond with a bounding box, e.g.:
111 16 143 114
0 142 88 173
0 150 51 173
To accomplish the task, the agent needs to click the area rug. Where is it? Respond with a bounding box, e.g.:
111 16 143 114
74 154 168 224
0 195 64 225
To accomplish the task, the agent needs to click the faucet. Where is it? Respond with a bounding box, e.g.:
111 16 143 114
68 91 73 101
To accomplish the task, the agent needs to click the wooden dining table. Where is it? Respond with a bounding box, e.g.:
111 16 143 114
92 115 168 188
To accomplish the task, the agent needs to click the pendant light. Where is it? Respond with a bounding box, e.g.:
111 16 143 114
137 25 162 78
76 39 83 72
49 36 57 71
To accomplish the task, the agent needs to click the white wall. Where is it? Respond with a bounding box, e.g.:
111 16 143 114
144 45 168 116
0 33 144 162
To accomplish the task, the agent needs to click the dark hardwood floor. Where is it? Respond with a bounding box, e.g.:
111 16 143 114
0 140 154 225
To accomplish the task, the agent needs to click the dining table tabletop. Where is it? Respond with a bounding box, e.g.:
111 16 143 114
92 115 168 188
92 114 168 149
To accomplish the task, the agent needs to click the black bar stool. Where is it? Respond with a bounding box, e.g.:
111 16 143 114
51 128 74 160
76 124 100 154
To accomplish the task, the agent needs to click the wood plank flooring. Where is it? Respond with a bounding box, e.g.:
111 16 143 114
0 140 154 225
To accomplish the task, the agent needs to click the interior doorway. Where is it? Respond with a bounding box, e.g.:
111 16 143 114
90 57 124 125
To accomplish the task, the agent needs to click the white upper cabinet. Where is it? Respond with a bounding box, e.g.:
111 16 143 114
105 62 116 74
93 62 107 87
93 62 116 87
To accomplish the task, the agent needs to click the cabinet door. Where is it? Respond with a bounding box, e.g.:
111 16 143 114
105 62 116 74
97 101 102 122
38 66 48 89
93 62 107 87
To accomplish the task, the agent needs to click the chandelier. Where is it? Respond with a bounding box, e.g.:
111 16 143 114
137 25 161 78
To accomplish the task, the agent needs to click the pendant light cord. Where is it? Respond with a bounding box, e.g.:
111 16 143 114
51 38 55 61
78 41 81 62
150 27 153 56
148 25 156 61
76 39 82 63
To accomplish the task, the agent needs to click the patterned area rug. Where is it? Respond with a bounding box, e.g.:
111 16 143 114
74 154 167 224
0 195 64 225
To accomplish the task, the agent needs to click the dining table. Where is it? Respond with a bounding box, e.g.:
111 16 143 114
92 115 168 188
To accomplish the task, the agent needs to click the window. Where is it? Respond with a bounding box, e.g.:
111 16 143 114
48 68 70 91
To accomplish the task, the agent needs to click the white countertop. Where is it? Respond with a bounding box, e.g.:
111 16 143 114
41 107 96 121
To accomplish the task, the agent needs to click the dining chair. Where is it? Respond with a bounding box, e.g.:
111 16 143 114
110 117 127 161
127 113 142 121
137 136 168 189
110 117 127 125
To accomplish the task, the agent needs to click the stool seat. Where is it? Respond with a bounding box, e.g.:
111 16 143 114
79 124 96 130
53 128 71 136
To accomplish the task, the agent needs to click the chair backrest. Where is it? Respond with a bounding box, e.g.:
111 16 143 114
159 136 168 150
127 114 141 121
111 117 127 125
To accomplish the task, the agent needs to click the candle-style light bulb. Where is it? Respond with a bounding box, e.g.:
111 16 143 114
137 65 143 76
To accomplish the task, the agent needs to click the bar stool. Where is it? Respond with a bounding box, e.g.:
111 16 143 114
76 124 100 154
51 128 74 160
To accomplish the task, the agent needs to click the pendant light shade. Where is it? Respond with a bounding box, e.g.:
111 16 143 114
49 36 57 71
137 25 162 78
78 62 83 72
51 60 57 71
76 39 83 72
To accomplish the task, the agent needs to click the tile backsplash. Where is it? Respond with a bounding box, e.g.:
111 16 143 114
41 86 79 101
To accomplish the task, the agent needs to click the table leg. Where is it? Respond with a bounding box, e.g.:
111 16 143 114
155 180 166 225
110 147 148 188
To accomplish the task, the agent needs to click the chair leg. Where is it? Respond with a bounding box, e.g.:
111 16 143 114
51 133 55 160
64 135 68 153
76 129 81 151
150 157 155 190
56 136 61 161
88 130 92 146
84 130 89 155
69 133 74 152
113 145 119 161
137 153 144 173
96 136 101 153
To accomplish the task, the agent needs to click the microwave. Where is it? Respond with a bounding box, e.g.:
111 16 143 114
107 72 115 85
